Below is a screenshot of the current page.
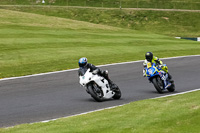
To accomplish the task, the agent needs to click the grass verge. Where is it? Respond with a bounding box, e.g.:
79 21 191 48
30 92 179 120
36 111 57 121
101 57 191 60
1 5 200 37
0 0 200 10
0 9 200 78
0 90 200 133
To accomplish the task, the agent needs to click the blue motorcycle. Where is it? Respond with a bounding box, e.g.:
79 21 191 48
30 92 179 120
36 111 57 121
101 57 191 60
145 62 175 93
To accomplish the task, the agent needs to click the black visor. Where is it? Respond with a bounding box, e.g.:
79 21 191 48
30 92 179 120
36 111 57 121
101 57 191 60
79 62 87 67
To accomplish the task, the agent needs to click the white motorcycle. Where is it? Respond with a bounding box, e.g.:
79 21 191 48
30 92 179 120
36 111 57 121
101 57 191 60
79 68 121 102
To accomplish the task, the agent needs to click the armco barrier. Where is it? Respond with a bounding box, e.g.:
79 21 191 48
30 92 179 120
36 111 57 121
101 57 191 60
175 37 200 42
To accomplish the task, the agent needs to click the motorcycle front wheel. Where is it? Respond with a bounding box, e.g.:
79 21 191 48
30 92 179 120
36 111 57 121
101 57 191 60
152 77 164 93
87 83 103 102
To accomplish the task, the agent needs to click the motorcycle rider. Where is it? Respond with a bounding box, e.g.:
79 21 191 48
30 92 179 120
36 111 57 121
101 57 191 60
143 52 173 82
78 57 117 90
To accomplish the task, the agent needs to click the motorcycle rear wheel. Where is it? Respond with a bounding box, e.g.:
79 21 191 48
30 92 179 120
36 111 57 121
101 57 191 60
152 77 164 93
167 82 175 92
112 86 121 99
88 83 103 102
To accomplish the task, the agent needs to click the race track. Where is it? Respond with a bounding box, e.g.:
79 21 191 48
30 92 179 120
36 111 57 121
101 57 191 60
0 56 200 127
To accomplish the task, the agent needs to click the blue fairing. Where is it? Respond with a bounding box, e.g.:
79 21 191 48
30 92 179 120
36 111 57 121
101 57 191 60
145 63 159 79
146 67 157 79
145 63 171 90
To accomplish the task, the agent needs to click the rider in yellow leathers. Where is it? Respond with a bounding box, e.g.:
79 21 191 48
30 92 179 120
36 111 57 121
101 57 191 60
143 52 173 82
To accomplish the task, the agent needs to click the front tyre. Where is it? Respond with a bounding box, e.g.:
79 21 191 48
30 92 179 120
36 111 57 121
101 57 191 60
152 77 164 93
87 83 103 102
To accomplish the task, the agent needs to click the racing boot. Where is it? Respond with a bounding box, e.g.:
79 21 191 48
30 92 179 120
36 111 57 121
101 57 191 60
107 79 118 91
103 70 117 91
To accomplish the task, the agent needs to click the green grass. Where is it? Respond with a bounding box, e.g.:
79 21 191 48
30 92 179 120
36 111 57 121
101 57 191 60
0 8 200 78
0 4 199 133
1 6 200 37
0 0 200 10
0 90 199 133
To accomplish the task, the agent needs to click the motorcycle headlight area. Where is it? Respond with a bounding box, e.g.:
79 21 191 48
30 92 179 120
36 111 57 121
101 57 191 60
148 69 153 75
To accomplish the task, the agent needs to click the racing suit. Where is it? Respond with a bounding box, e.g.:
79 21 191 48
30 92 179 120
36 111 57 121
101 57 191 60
78 63 116 89
143 56 172 79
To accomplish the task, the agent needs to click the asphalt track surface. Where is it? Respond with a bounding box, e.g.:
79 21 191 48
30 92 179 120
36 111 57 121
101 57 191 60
0 56 200 127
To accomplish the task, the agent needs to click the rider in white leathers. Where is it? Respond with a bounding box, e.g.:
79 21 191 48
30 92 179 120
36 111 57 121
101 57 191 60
78 57 117 90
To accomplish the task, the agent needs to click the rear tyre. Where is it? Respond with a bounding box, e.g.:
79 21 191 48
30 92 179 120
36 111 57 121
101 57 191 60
87 83 103 102
112 86 121 99
152 77 164 93
167 82 175 92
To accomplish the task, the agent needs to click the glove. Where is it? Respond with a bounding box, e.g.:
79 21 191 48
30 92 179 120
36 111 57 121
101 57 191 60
143 60 147 67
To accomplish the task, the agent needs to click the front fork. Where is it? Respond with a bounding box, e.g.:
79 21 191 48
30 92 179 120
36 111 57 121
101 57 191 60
159 73 171 89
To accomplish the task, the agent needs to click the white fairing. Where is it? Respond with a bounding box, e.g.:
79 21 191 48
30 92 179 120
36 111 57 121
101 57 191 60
79 69 115 99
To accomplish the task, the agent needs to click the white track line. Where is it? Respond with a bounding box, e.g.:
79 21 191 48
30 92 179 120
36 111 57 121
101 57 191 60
152 88 200 99
0 55 200 81
37 88 200 124
5 88 199 128
39 104 127 124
